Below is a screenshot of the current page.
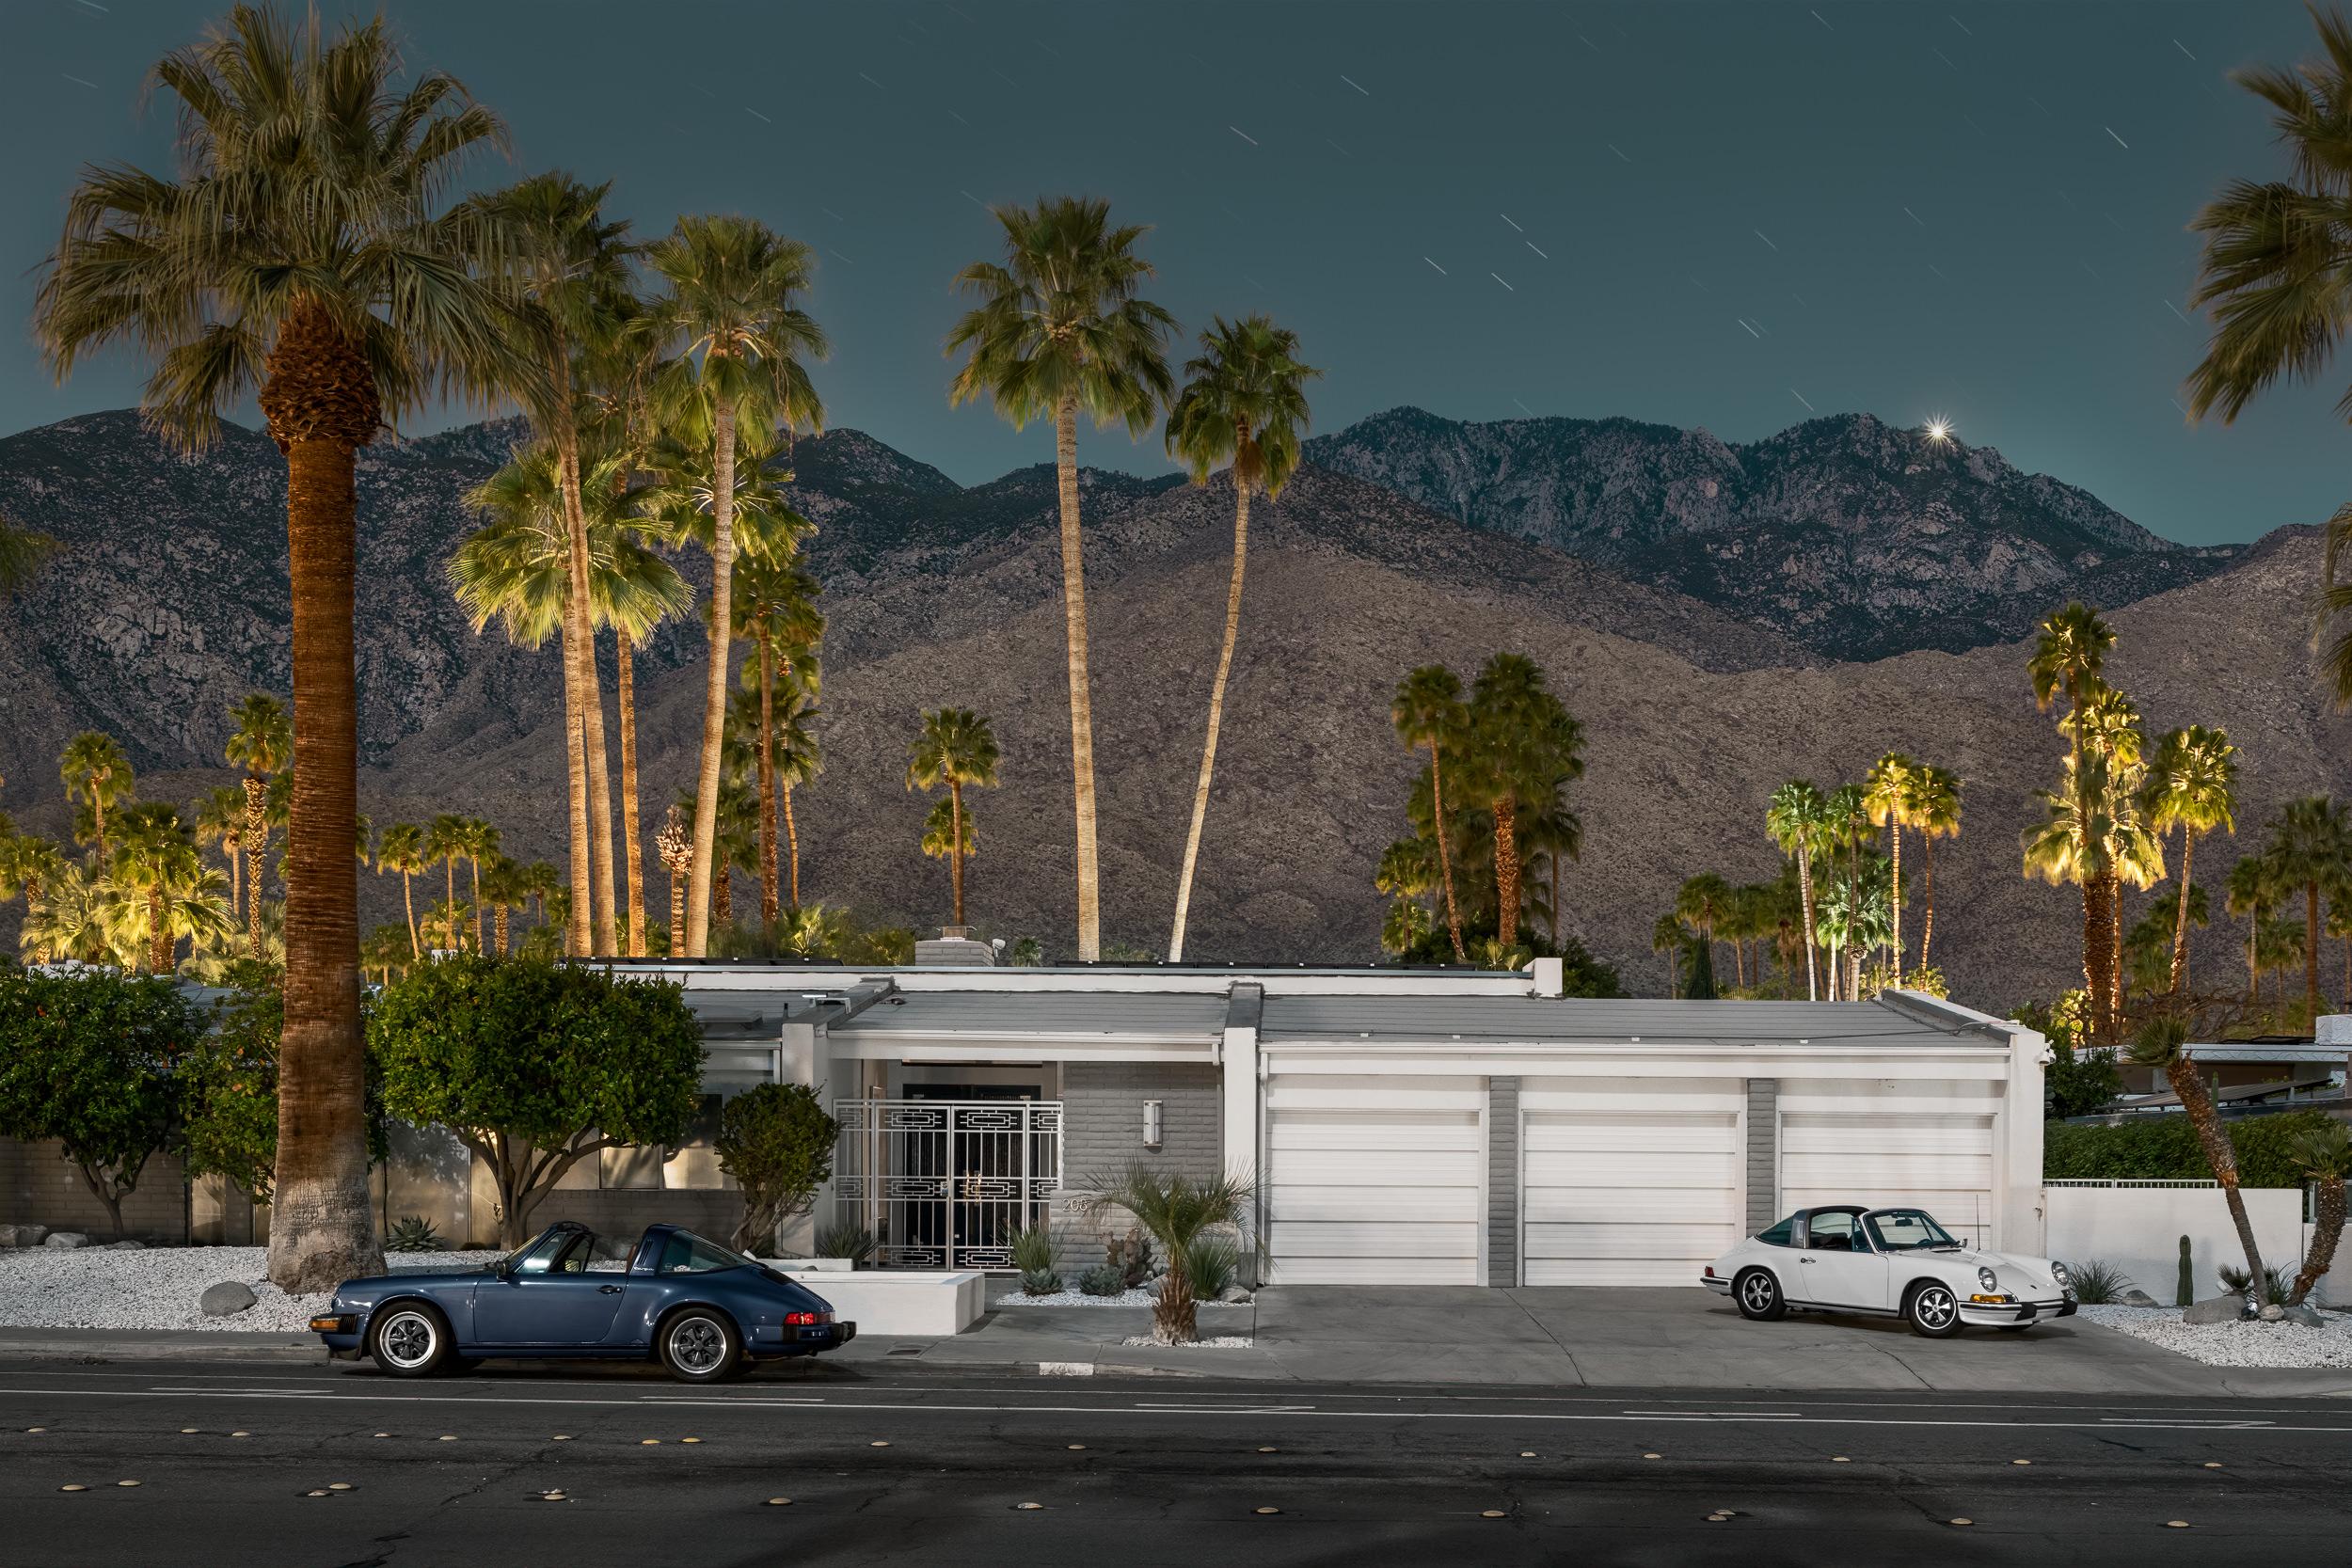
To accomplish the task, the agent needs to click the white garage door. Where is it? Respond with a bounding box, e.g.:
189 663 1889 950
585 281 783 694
1521 1077 1743 1287
1263 1073 1483 1285
1780 1112 1996 1245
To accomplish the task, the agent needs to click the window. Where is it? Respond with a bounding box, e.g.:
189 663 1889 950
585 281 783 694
654 1230 757 1276
1865 1210 1960 1252
507 1227 582 1275
1756 1216 1797 1247
1803 1211 1864 1252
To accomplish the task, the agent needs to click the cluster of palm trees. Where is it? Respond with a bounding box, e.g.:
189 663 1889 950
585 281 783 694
1656 874 1804 1000
1756 761 1963 1002
1378 655 1585 965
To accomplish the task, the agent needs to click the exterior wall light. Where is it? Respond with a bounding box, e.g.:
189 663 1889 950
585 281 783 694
1143 1100 1164 1150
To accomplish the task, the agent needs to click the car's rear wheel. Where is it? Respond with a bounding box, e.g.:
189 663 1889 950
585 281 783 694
1734 1268 1787 1322
1905 1282 1963 1338
371 1304 454 1377
659 1308 742 1384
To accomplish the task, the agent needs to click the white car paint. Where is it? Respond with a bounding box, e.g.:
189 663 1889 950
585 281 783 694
1702 1204 2075 1337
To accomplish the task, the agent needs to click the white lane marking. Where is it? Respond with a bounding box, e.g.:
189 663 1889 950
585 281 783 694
640 1396 827 1405
1132 1404 1316 1414
7 1387 2351 1434
1623 1411 1803 1418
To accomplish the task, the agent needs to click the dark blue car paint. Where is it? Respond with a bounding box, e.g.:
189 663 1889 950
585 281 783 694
314 1222 855 1366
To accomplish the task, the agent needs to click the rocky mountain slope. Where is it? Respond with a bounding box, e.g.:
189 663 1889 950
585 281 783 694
1304 406 2249 659
0 408 2336 1009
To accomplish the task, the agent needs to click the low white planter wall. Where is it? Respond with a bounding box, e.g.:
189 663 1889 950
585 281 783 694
769 1267 986 1336
2042 1184 2311 1304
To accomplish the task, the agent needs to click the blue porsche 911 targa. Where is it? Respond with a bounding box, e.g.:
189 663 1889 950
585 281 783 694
310 1221 855 1383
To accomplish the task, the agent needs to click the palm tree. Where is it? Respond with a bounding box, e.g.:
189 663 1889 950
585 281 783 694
1460 655 1584 946
1161 315 1320 961
373 822 427 959
34 6 521 1291
19 862 115 966
1823 784 1872 1000
907 708 1001 929
0 512 56 597
770 683 823 911
2141 727 2238 996
729 551 822 927
2288 1121 2351 1307
1391 666 1470 960
946 197 1176 962
1677 873 1732 984
2 837 68 958
1075 1164 1253 1345
223 692 292 956
641 214 828 958
58 732 131 863
478 854 527 957
192 784 246 924
457 818 501 956
1863 752 1920 987
1652 912 1691 999
1766 781 1834 1000
109 804 194 973
1905 765 1963 974
2024 688 2166 1041
2268 796 2350 1023
2127 1014 2268 1297
423 816 469 951
2027 605 2116 1026
656 804 692 957
2228 850 2285 1003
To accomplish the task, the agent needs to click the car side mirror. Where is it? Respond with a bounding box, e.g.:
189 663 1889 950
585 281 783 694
491 1259 512 1279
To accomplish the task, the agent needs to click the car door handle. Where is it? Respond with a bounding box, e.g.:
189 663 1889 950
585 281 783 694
1800 1256 1815 1263
598 1285 623 1294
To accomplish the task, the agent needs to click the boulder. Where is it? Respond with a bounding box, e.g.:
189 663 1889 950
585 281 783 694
108 1240 145 1251
0 1226 19 1248
1218 1286 1253 1304
2259 1303 2286 1323
42 1232 91 1250
2280 1303 2327 1329
2183 1294 2250 1325
2116 1288 2160 1308
199 1281 258 1318
14 1225 47 1249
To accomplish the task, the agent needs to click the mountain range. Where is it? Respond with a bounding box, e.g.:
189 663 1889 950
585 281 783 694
0 404 2343 1010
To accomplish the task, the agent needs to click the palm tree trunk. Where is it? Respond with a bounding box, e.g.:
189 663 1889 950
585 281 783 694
259 301 383 1293
2110 876 2125 1029
1731 932 1745 990
90 787 107 864
468 853 485 955
617 627 646 957
2166 1057 2267 1291
668 871 685 958
1051 397 1104 962
1494 794 1521 947
1168 473 1252 962
2170 828 2195 996
1430 749 1467 961
580 630 619 953
401 870 419 958
948 779 966 927
228 833 242 928
1888 824 1903 989
2248 913 2260 1003
243 775 268 956
561 681 591 958
686 397 737 958
149 886 168 974
554 407 619 957
1797 847 1820 1001
494 903 509 957
1919 833 1938 974
757 627 778 929
2291 1175 2344 1307
2084 876 2117 1045
783 784 802 909
2308 880 2323 1024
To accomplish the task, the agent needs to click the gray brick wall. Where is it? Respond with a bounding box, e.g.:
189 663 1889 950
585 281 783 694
1486 1076 1519 1288
1744 1079 1778 1233
1 1138 188 1242
1050 1062 1222 1275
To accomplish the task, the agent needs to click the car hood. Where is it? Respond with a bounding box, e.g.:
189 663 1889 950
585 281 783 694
332 1267 496 1299
1891 1247 2062 1287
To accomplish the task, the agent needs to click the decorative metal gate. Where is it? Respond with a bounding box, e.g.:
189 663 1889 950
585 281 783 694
833 1100 1062 1270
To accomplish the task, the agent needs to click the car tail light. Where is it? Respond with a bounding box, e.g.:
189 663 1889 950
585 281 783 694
784 1311 834 1326
1704 1266 1715 1278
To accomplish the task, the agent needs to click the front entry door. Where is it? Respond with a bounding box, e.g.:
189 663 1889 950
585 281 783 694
902 1085 1041 1263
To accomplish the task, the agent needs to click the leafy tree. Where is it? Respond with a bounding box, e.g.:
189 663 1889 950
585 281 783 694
713 1083 837 1255
947 197 1174 962
1162 314 1320 961
2140 726 2237 996
0 967 201 1236
2043 1037 2122 1120
372 956 703 1246
907 708 1000 928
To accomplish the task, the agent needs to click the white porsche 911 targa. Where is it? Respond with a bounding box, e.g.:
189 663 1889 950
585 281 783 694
1704 1205 2075 1338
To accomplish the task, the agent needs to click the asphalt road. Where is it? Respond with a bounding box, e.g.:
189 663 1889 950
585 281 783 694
3 1354 2348 1566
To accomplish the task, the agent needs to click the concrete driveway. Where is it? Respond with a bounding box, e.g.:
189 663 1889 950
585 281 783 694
1248 1286 2352 1398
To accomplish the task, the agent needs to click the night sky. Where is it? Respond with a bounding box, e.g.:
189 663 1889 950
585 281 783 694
1 0 2344 546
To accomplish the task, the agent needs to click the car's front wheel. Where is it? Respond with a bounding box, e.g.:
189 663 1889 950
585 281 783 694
1905 1282 1963 1338
659 1308 742 1383
1734 1268 1788 1322
370 1304 454 1377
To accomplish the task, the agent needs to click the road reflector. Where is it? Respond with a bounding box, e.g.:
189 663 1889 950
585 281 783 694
1068 1445 1087 1450
117 1481 139 1488
682 1437 702 1445
765 1497 792 1507
870 1440 890 1448
2167 1521 2190 1528
1255 1507 1280 1515
372 1433 389 1439
1482 1510 1507 1519
641 1439 660 1446
2201 1463 2222 1470
27 1428 46 1434
1949 1518 1973 1528
180 1429 199 1434
1519 1451 1536 1458
306 1490 327 1497
231 1432 251 1439
437 1434 455 1442
327 1483 352 1492
552 1435 572 1442
2012 1459 2031 1465
1831 1456 1850 1463
1016 1502 1043 1511
58 1485 85 1494
1643 1452 1662 1460
1257 1446 1278 1453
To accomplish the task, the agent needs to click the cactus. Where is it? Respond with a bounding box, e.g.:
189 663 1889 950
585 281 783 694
1019 1267 1064 1297
385 1215 444 1253
2177 1234 2193 1307
1078 1263 1128 1298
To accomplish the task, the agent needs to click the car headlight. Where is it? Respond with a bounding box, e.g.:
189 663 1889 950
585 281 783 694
2049 1261 2070 1286
1978 1266 1999 1292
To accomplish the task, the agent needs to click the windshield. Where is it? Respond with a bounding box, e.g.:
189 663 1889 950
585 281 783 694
1864 1209 1962 1251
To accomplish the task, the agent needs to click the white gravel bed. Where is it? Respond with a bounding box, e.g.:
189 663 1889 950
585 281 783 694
1120 1335 1253 1349
0 1245 503 1334
2077 1303 2352 1369
993 1286 1160 1308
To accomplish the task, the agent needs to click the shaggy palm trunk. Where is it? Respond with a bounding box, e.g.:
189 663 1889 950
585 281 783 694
2083 875 2118 1046
783 784 802 909
1797 847 1820 1001
1153 1253 1197 1345
1888 824 1903 989
1919 833 1938 973
2248 916 2260 1003
1168 471 1253 962
226 832 242 927
1053 397 1104 962
667 870 686 957
149 886 169 974
554 409 619 956
2166 1057 2267 1293
88 786 108 864
494 903 510 957
1429 747 1467 961
715 863 732 927
2111 879 2125 1033
757 629 779 929
2291 1175 2344 1307
2308 880 2324 1025
401 871 419 958
242 774 268 956
468 854 485 956
948 780 966 926
685 397 737 958
2170 827 2196 996
617 628 646 957
258 296 384 1293
1493 793 1521 946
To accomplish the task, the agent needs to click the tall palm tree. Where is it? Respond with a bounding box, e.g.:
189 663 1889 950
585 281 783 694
469 173 636 958
1652 912 1692 999
58 732 131 863
2027 604 2116 1026
223 692 291 956
19 862 115 966
1863 752 1919 986
33 5 520 1291
1161 315 1320 961
2141 726 2238 996
1391 666 1470 960
192 784 246 924
1677 873 1732 984
729 550 822 927
373 822 427 959
1766 780 1834 1000
109 803 195 974
1460 655 1583 946
641 214 827 958
424 815 469 951
1823 784 1872 1000
2269 795 2350 1022
2 837 68 958
1904 765 1963 974
946 197 1175 962
2127 1014 2268 1296
771 683 823 911
907 708 1001 929
656 804 692 958
2227 850 2285 1003
457 817 501 956
0 512 56 598
478 854 527 957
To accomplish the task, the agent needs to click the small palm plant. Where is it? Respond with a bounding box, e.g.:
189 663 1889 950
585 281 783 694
1076 1164 1253 1345
2288 1121 2350 1307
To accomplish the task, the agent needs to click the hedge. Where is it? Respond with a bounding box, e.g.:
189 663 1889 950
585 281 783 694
2043 1111 2336 1189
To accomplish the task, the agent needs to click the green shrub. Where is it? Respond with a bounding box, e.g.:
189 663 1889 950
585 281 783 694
2061 1259 2131 1305
386 1215 445 1253
1078 1263 1128 1297
1019 1267 1063 1296
714 1083 837 1255
816 1218 874 1267
1011 1221 1057 1274
2218 1261 2296 1307
1181 1232 1242 1300
2043 1111 2337 1187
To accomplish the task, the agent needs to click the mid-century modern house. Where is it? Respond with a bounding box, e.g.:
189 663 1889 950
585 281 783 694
3 946 2051 1288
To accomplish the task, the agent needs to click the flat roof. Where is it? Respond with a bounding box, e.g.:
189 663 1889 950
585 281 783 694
1261 995 2001 1050
824 990 1228 1044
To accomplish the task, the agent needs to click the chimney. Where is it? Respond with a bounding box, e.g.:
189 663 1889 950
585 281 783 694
914 927 995 966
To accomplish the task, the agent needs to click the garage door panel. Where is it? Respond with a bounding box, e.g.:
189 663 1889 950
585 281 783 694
1523 1191 1741 1226
1269 1221 1478 1256
1780 1111 1994 1244
1263 1071 1484 1286
1273 1150 1483 1186
1527 1257 1709 1287
1525 1150 1740 1189
1525 1221 1739 1259
1271 1184 1481 1223
1269 1113 1481 1152
1518 1091 1742 1287
1263 1254 1476 1285
1525 1117 1740 1156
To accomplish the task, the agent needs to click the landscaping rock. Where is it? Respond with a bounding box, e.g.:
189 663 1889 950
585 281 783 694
2183 1294 2250 1325
42 1233 90 1251
1218 1286 1252 1304
15 1226 47 1248
2116 1288 2160 1308
199 1282 258 1318
0 1227 18 1248
2260 1303 2286 1323
2280 1303 2327 1329
108 1241 145 1251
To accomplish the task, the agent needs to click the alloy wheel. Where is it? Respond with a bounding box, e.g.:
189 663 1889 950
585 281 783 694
1913 1286 1958 1332
668 1317 725 1374
378 1310 437 1370
1740 1274 1776 1313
